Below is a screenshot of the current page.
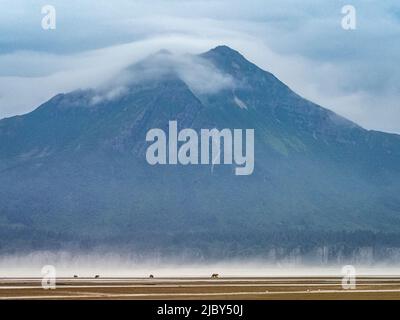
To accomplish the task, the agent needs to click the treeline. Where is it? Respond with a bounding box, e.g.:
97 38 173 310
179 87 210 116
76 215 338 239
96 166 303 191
2 227 400 262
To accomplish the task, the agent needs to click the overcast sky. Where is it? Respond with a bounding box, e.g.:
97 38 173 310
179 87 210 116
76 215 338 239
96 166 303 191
0 0 399 133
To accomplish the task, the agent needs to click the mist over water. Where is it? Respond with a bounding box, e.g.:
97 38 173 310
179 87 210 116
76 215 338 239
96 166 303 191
2 250 400 278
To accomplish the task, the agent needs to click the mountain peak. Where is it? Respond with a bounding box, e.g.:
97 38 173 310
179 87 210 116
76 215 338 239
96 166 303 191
209 45 241 54
202 45 245 60
200 45 261 76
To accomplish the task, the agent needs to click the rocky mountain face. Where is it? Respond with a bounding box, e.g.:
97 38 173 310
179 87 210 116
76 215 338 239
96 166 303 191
1 46 400 256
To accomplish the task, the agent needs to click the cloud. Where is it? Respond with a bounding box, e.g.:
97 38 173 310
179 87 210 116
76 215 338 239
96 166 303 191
0 35 238 117
126 51 235 94
88 48 236 105
2 250 400 277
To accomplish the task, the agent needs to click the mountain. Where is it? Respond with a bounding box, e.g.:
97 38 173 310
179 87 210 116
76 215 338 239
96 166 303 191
1 45 400 256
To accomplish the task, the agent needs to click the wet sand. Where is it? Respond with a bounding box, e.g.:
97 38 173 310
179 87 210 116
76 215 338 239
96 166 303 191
1 277 400 299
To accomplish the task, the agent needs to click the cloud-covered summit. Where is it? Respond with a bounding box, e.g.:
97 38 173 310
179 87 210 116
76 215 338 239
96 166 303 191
0 1 399 132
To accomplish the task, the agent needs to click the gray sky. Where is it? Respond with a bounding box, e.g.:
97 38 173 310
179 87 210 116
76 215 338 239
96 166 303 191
0 0 399 133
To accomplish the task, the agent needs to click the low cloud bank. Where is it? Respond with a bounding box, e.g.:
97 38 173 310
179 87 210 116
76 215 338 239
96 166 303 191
3 249 400 277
